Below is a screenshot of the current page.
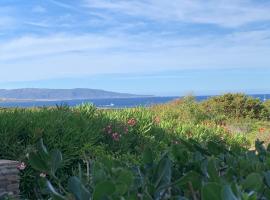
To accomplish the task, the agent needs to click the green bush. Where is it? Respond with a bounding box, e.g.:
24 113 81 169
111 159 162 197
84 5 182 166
264 100 270 113
202 93 269 120
26 138 270 200
0 97 263 198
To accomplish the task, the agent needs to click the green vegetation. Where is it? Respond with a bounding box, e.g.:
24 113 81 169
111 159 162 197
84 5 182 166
0 93 269 199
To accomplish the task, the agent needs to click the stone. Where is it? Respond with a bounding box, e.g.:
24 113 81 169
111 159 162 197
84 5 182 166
0 160 20 199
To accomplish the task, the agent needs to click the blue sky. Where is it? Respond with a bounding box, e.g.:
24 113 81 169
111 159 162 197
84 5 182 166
0 0 270 96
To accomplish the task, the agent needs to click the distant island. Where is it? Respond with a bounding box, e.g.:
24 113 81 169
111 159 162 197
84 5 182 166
0 88 150 102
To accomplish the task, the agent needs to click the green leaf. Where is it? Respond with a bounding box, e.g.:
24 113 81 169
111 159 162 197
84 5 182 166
46 180 66 200
38 138 49 155
264 171 270 188
143 148 154 165
116 170 133 194
93 181 116 200
172 145 188 165
68 177 91 200
50 149 63 175
153 154 172 188
29 152 50 173
207 158 220 183
201 183 222 200
177 171 202 191
190 139 210 156
242 173 263 192
118 170 133 185
207 141 226 155
221 185 238 200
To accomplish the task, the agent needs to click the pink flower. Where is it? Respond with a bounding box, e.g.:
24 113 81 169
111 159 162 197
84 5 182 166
112 132 121 141
17 162 26 170
104 125 113 134
127 118 137 126
124 127 129 134
40 173 46 178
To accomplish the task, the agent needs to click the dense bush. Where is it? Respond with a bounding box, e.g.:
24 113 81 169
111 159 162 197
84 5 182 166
0 94 268 198
26 138 270 200
202 93 270 120
0 103 248 199
264 100 270 113
151 96 209 125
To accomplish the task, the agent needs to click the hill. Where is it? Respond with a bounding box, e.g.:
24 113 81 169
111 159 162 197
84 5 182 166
0 88 148 101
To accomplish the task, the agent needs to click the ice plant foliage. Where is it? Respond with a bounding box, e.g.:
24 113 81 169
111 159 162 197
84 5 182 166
28 138 270 200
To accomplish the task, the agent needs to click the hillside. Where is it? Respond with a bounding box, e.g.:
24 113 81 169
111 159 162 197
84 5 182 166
0 88 147 100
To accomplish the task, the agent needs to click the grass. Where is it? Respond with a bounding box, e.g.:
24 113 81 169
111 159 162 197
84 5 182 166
0 93 269 199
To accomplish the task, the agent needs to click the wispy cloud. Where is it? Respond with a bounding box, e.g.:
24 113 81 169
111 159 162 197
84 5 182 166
84 0 270 27
0 28 270 82
0 0 270 93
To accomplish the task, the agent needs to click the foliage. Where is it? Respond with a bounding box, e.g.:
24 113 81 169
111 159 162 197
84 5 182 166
27 138 270 200
202 93 269 120
0 94 269 198
264 100 270 113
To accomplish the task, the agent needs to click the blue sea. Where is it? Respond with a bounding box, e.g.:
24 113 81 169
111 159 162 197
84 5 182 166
0 94 269 108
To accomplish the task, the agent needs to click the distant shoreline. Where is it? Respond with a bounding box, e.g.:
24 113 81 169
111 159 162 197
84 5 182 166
0 96 155 103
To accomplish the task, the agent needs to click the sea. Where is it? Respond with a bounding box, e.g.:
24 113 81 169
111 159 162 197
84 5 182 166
0 94 269 108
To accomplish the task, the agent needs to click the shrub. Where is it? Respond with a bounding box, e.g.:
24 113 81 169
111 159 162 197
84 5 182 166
202 93 269 120
26 138 270 200
0 99 260 198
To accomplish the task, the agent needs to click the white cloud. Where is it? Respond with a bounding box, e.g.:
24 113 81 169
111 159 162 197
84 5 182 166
0 28 270 82
0 34 126 61
1 0 270 82
84 0 270 27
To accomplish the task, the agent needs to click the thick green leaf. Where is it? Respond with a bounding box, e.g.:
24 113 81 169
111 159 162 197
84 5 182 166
38 138 49 155
68 177 91 200
50 149 63 175
29 152 50 173
207 158 220 182
190 139 210 156
265 171 270 188
177 171 202 190
46 180 66 200
201 183 222 200
143 148 154 165
242 173 263 192
207 141 226 155
93 181 116 200
153 154 172 188
118 169 133 185
221 185 238 200
172 145 188 165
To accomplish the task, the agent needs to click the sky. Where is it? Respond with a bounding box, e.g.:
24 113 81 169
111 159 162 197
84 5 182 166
0 0 270 96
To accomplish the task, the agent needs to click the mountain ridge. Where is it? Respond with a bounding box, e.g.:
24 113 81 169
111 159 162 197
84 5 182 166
0 88 150 101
